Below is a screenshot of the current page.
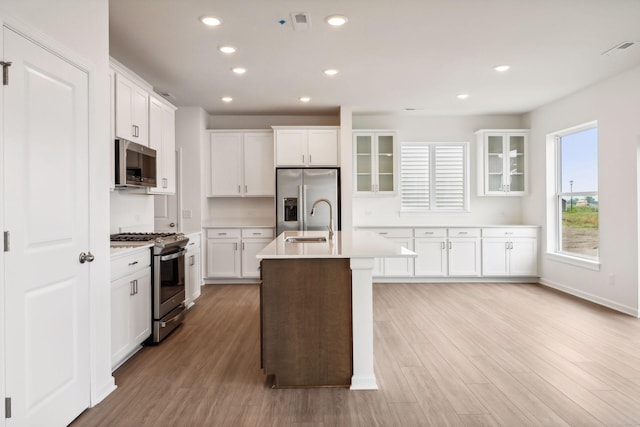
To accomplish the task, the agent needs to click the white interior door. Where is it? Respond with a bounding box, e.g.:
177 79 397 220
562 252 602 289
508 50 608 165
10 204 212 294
3 27 90 425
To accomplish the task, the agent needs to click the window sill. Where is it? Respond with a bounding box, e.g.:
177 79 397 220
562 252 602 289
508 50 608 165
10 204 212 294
545 252 600 271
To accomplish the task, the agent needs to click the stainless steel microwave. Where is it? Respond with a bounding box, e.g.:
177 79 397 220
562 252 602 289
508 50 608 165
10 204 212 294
114 138 157 188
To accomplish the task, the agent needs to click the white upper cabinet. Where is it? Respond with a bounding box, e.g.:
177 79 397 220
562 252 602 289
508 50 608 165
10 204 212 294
353 131 396 194
209 131 274 197
274 127 339 167
148 95 176 194
476 129 529 196
244 132 275 196
115 72 149 146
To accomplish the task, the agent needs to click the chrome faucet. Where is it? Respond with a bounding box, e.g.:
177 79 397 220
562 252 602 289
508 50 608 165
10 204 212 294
310 198 334 239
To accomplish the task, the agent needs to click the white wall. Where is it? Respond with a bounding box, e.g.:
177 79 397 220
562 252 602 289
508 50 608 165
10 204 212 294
523 65 640 315
176 107 207 233
109 191 155 233
0 0 114 407
351 114 526 226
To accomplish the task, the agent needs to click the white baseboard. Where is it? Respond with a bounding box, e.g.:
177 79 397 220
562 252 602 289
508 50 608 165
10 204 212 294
538 277 639 317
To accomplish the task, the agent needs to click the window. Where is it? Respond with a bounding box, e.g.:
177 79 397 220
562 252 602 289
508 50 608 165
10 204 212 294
554 124 599 260
400 142 469 211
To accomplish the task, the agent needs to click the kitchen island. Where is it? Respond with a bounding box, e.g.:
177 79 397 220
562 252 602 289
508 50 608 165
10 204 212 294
257 230 416 390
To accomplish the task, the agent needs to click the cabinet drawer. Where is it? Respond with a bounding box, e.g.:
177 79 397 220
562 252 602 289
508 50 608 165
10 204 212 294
242 228 274 239
185 233 201 249
111 249 151 281
206 228 241 239
482 227 537 238
366 228 413 238
449 228 481 238
414 228 446 238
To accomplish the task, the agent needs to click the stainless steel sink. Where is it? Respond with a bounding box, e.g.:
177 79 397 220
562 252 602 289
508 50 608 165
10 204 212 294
284 236 327 243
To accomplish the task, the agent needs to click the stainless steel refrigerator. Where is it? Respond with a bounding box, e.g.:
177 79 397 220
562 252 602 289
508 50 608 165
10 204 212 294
276 168 340 236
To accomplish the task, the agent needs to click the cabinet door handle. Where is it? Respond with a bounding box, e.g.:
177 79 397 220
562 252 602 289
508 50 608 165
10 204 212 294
234 242 238 251
302 155 305 164
379 232 388 235
441 242 445 250
130 280 135 296
309 155 312 164
237 185 241 193
242 242 245 250
132 125 136 137
128 261 138 266
448 241 452 250
163 178 168 188
189 255 195 266
219 232 227 236
135 279 139 295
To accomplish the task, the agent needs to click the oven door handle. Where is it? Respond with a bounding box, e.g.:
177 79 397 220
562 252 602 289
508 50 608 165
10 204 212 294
159 248 187 262
160 306 186 328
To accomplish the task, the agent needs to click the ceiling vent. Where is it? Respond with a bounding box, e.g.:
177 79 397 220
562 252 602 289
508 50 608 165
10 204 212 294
602 41 638 56
291 12 311 31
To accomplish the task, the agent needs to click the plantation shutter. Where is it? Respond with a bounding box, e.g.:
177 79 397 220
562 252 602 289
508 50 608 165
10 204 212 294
434 145 465 209
400 144 430 210
400 142 467 211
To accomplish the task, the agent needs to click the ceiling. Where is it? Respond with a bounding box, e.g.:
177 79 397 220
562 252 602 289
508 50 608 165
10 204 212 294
109 0 640 116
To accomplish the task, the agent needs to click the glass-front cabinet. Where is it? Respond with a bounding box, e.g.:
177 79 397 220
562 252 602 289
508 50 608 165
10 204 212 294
476 130 528 196
354 131 397 194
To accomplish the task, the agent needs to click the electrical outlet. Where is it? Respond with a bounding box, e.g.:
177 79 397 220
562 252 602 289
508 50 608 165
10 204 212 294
182 209 192 219
609 273 615 286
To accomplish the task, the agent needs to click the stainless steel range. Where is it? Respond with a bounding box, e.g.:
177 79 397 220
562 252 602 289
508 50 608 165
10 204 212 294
110 232 189 343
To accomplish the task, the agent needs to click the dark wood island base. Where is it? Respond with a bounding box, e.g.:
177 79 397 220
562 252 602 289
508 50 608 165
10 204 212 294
260 258 353 388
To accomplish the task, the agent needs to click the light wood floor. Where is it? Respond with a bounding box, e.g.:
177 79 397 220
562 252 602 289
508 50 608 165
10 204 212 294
73 282 640 426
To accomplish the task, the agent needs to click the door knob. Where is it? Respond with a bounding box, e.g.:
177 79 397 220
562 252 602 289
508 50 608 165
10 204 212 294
169 222 176 228
79 252 95 264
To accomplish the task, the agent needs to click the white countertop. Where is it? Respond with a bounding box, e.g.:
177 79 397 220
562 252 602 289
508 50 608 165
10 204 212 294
257 230 417 259
354 224 540 228
202 218 275 228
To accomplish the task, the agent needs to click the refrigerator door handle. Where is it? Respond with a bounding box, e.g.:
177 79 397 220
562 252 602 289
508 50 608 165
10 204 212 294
298 184 305 231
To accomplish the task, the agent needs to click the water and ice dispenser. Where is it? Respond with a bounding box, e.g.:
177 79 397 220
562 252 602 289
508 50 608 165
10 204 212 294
283 198 298 222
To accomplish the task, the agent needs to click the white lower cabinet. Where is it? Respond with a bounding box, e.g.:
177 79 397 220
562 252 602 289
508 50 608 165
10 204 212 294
110 248 152 370
414 228 447 276
447 229 482 276
414 228 481 277
205 227 274 279
367 228 414 277
185 233 202 307
482 228 538 276
362 226 537 279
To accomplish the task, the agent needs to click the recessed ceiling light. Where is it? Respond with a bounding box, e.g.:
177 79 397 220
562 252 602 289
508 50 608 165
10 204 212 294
221 96 233 102
323 69 339 76
494 65 511 72
326 15 348 26
232 67 247 75
299 97 311 103
456 93 469 100
200 16 222 26
218 46 236 54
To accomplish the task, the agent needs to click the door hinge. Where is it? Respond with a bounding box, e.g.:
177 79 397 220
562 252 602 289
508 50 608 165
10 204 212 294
3 231 9 252
0 61 12 86
5 397 11 418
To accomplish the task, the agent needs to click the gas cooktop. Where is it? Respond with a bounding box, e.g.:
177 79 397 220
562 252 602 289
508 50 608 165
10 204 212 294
110 232 187 248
